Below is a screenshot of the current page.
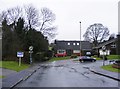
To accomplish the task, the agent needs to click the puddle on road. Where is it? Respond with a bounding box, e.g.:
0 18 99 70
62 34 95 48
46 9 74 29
39 63 92 79
28 80 39 86
40 64 66 69
54 65 65 67
40 65 52 69
39 72 46 75
66 66 91 79
101 79 106 83
83 66 90 69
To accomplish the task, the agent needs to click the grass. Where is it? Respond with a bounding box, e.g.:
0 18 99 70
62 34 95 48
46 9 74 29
92 55 120 60
91 56 102 60
0 61 30 72
101 64 120 73
0 61 1 67
0 76 5 78
48 56 70 62
107 55 120 60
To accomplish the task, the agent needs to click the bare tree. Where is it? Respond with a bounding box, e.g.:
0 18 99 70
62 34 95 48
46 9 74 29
0 6 23 32
108 33 116 40
7 7 22 24
24 5 39 29
83 23 110 46
0 5 57 39
39 7 57 39
0 11 8 27
0 7 22 24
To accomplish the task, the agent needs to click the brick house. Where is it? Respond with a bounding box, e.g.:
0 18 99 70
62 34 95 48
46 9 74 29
93 34 120 56
54 40 92 56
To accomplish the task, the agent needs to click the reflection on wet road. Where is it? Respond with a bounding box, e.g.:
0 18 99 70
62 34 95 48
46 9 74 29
15 59 119 87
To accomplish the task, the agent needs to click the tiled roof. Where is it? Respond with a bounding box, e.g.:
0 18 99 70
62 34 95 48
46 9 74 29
54 40 92 51
93 39 116 49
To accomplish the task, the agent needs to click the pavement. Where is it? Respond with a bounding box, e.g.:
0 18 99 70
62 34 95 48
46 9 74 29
1 60 120 89
89 66 120 81
1 63 41 89
89 60 120 82
2 68 17 77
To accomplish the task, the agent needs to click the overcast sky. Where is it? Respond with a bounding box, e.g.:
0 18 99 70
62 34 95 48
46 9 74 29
0 0 119 42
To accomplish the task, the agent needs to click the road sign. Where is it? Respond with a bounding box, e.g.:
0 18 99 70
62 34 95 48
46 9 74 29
17 52 24 57
102 46 106 51
29 46 33 51
29 51 33 53
17 52 24 67
29 46 33 64
102 46 106 66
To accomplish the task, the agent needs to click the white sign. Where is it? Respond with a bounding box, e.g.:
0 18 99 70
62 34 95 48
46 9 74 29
17 52 24 57
29 46 33 51
102 46 106 51
99 50 110 55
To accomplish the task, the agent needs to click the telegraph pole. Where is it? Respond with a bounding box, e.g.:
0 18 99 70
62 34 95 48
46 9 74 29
80 21 82 56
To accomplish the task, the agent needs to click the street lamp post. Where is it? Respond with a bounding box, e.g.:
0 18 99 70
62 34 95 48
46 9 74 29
102 46 106 66
80 21 82 56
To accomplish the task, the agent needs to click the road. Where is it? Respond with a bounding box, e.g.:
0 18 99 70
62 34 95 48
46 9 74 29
15 59 118 87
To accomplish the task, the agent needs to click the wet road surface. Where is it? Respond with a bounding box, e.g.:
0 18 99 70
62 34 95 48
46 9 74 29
15 59 119 87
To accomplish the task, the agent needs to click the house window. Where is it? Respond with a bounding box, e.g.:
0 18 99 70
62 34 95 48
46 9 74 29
73 43 76 45
68 43 70 45
111 44 116 48
77 43 79 45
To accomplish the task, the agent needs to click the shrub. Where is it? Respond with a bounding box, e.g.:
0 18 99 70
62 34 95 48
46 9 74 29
35 51 51 62
35 52 44 62
2 56 18 61
46 50 53 58
22 51 30 64
70 54 77 58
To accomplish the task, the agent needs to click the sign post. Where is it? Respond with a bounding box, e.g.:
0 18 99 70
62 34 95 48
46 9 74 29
19 57 21 66
102 46 106 66
17 52 24 66
29 46 33 64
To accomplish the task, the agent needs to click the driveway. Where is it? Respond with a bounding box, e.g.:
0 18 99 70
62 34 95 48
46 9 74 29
0 68 17 89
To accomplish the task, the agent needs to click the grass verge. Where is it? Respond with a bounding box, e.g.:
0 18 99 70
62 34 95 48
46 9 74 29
0 76 5 78
0 61 30 72
48 56 70 62
101 64 120 73
91 56 102 60
107 55 120 60
92 55 120 60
